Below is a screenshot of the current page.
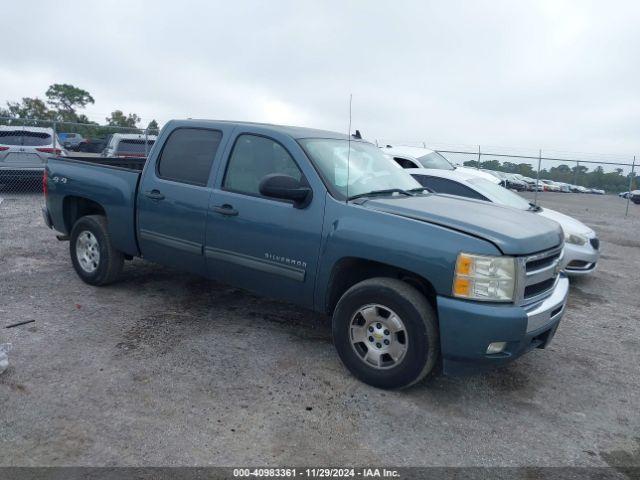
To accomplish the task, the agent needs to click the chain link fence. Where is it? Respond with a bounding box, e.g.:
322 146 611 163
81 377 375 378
376 140 639 216
0 117 159 195
1 119 638 217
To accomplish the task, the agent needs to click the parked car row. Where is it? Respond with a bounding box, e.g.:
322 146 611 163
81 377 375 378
380 146 608 194
484 172 605 194
0 127 157 186
619 190 640 203
61 132 157 157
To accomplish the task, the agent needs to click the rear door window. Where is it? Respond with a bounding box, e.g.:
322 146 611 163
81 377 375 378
156 128 222 186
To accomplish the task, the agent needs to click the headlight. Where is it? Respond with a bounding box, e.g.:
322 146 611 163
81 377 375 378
453 253 516 302
566 233 588 246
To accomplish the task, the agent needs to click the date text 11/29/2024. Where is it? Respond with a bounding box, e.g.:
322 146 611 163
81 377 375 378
233 468 400 477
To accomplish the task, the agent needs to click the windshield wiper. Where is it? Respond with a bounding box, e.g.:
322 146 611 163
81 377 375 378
528 202 542 212
408 187 433 194
348 188 414 201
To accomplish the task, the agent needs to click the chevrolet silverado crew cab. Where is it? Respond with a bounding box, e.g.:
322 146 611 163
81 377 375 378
43 119 569 389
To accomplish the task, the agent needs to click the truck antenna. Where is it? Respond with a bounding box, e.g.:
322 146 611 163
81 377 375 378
346 94 353 203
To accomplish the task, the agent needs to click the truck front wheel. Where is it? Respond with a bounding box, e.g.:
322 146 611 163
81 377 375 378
70 215 124 286
332 277 439 389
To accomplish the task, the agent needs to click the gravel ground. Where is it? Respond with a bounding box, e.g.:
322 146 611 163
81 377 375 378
0 191 638 469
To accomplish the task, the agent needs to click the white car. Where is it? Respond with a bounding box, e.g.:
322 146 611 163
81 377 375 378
102 133 157 157
0 126 66 184
380 145 501 184
409 168 600 275
539 179 561 192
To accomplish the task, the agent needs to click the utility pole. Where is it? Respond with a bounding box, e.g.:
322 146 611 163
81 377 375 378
534 149 542 206
625 156 636 217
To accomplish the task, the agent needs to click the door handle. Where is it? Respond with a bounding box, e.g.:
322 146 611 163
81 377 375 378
212 204 238 216
144 189 165 201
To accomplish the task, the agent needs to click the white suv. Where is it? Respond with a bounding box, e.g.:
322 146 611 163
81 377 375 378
0 126 66 184
102 133 157 157
381 145 500 184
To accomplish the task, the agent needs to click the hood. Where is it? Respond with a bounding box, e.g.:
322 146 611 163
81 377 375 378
362 194 563 255
455 166 501 184
537 208 594 236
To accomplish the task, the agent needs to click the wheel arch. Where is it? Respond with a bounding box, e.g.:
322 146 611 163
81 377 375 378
62 195 107 234
324 257 438 316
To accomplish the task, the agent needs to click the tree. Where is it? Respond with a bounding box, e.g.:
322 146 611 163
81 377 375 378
501 162 520 173
106 110 141 128
45 84 94 122
480 160 501 170
515 163 536 177
147 119 159 133
2 97 55 120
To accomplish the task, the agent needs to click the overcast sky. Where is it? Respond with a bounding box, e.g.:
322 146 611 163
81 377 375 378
1 0 639 163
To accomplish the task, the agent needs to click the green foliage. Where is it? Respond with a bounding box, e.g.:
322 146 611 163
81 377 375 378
106 110 141 128
2 97 55 121
46 84 94 122
0 84 153 146
147 119 159 132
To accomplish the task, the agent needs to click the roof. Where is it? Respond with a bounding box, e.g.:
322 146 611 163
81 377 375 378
111 133 158 140
381 145 436 158
0 125 54 133
178 119 352 141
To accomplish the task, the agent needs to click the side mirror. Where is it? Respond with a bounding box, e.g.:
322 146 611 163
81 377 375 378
259 174 312 208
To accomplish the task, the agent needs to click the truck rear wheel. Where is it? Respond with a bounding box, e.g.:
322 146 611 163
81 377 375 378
70 215 124 286
332 277 439 389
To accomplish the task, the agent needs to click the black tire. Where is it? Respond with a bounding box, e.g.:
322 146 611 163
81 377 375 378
70 215 124 286
332 277 439 389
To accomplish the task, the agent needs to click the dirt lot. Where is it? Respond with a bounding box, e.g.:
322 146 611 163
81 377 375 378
0 191 639 468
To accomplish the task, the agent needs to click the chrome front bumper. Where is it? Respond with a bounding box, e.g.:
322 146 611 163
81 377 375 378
524 275 569 333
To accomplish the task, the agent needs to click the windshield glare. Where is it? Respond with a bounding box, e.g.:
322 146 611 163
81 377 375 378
416 152 454 170
299 139 421 198
467 177 531 210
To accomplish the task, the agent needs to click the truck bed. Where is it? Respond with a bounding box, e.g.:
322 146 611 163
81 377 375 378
45 156 143 256
58 155 147 171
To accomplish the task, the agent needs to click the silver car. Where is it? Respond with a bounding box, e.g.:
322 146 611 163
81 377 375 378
0 126 66 184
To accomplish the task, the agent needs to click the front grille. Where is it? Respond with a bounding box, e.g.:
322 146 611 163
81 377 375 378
517 246 563 304
526 250 561 272
524 278 556 298
590 238 599 250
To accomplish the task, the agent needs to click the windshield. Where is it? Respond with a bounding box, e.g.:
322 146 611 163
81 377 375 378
299 139 421 198
467 177 531 210
416 152 454 170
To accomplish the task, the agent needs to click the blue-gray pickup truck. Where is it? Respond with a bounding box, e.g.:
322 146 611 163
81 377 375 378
42 119 569 389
